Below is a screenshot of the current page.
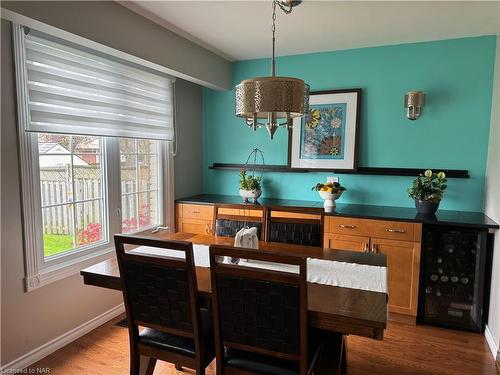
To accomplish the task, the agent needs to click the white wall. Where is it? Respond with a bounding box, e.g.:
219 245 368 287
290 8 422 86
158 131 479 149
485 34 500 361
0 1 231 90
174 79 204 199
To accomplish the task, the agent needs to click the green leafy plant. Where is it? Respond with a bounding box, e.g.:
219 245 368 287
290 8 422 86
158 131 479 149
407 170 447 203
311 182 346 194
239 170 261 190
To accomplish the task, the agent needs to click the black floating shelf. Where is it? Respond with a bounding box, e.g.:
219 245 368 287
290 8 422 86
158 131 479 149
209 163 470 179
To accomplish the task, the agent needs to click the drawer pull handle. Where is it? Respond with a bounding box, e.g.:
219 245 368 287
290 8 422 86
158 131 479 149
386 228 406 233
338 224 356 229
191 210 201 214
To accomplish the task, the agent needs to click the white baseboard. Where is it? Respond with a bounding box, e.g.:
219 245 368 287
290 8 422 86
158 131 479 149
0 303 124 371
485 324 499 360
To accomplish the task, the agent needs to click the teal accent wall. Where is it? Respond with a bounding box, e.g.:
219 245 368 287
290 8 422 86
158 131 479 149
203 37 497 211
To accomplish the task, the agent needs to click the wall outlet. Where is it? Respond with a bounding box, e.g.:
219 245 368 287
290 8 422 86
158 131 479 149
327 176 339 183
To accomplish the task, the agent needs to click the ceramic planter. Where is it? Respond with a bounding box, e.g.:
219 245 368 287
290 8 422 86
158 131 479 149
239 189 261 203
415 199 440 215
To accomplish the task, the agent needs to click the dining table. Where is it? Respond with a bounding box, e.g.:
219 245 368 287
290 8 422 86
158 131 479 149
80 232 388 374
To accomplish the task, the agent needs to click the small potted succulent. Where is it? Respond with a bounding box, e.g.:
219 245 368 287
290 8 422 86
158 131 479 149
239 170 262 203
407 169 447 215
312 181 346 208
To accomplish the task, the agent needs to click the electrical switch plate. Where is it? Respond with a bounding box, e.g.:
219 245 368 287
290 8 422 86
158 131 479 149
327 176 339 183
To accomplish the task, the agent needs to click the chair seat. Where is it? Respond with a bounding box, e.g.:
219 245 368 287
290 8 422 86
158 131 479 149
224 341 322 375
224 348 298 375
139 308 215 366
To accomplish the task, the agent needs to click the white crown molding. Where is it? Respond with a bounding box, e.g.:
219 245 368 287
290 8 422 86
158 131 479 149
0 304 124 372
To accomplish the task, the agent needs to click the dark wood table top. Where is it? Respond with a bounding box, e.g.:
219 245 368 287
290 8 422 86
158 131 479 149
81 233 388 340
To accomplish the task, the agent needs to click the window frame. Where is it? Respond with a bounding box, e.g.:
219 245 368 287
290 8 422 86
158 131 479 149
12 22 174 292
19 134 171 292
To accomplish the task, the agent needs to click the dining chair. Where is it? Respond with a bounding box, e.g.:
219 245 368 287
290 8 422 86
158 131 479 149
213 203 266 240
266 207 324 247
114 234 215 375
209 244 323 375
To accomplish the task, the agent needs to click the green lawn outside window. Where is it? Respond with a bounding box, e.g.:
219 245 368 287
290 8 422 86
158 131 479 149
43 234 74 257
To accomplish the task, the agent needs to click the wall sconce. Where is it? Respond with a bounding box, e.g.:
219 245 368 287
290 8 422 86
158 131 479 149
404 91 425 120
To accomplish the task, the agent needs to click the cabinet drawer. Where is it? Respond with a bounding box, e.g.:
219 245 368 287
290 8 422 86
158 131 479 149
368 220 421 242
271 211 321 220
329 217 368 236
180 204 214 220
244 209 265 217
218 208 245 216
328 216 421 242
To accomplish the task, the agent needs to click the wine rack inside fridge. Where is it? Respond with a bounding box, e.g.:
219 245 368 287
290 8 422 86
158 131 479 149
418 225 488 332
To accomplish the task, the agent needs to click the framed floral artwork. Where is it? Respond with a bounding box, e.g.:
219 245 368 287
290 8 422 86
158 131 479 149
289 89 361 171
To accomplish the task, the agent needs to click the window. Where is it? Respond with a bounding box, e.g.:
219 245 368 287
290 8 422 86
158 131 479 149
38 134 106 258
13 22 175 291
120 139 161 233
34 133 165 259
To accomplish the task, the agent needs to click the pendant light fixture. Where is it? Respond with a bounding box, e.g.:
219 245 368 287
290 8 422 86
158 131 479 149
235 0 310 139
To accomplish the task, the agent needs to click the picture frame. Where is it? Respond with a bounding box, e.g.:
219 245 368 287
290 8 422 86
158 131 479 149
288 88 361 171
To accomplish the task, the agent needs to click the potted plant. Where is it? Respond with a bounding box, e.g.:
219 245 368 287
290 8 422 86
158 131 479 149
239 170 262 203
312 181 346 208
407 169 447 215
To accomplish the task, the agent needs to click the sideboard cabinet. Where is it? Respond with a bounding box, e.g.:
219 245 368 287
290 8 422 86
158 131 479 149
175 195 498 326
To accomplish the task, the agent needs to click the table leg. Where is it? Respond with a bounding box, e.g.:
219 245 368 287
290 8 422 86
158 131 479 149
139 355 156 375
341 335 348 374
316 331 345 375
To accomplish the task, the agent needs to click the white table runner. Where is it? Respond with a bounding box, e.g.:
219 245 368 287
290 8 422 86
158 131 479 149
130 244 210 267
130 245 387 294
307 258 387 294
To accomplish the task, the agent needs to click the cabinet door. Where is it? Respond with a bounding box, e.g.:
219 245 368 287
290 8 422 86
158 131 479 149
325 234 370 253
372 238 421 316
178 218 210 235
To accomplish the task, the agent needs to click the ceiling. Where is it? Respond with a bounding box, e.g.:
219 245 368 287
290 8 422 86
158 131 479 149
122 1 500 61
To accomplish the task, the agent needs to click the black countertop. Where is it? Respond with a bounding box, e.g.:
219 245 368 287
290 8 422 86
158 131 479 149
176 194 499 230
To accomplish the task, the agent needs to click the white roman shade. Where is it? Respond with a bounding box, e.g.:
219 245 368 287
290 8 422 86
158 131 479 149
16 26 175 140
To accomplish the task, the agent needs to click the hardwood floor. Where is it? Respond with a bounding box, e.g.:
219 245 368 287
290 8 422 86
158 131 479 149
28 315 497 375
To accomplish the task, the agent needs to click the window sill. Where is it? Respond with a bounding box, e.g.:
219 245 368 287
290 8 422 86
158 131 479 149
24 246 116 292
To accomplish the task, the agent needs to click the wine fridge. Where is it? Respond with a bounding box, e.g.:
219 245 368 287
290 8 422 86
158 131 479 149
418 225 489 332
